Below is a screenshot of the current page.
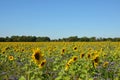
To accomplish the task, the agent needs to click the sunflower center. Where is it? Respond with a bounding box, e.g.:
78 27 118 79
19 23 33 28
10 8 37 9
88 54 90 58
62 49 65 53
73 57 77 61
74 47 77 50
94 57 99 63
41 62 45 66
81 54 85 58
35 53 40 60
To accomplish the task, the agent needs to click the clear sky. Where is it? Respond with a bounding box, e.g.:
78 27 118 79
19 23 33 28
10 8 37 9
0 0 120 39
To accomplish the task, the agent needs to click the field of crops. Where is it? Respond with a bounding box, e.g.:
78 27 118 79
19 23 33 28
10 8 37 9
0 42 120 80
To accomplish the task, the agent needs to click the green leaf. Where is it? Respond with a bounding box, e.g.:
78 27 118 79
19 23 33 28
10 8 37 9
19 76 26 80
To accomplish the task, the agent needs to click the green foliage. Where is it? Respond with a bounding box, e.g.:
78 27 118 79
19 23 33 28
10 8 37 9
0 42 120 80
1 35 120 42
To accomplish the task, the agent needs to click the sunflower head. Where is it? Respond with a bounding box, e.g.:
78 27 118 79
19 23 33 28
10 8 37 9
103 61 109 67
93 62 98 68
87 53 91 59
9 56 14 60
72 56 78 62
61 48 66 55
2 51 5 54
94 56 99 63
73 46 77 51
80 53 85 58
65 64 69 71
92 54 99 63
32 48 44 64
88 48 92 51
38 59 46 68
68 59 74 65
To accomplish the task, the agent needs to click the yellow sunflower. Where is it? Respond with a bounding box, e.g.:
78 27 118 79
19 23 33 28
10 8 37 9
80 53 85 58
68 59 74 65
93 62 98 68
73 46 77 51
32 48 44 64
61 48 66 55
65 64 69 71
92 54 99 63
39 59 46 68
9 56 14 60
87 53 91 59
92 54 99 68
94 56 99 63
103 61 109 67
72 56 78 62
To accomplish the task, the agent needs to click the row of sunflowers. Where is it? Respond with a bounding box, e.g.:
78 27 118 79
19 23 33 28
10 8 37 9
0 42 120 80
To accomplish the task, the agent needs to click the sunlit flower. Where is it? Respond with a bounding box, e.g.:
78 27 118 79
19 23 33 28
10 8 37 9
92 54 99 63
87 53 91 59
65 64 69 71
72 56 78 62
73 46 77 51
65 56 78 71
39 59 46 68
32 48 44 64
2 51 5 54
88 48 92 51
92 54 99 68
93 62 98 68
61 48 66 55
9 56 14 60
80 53 85 58
21 48 24 52
103 61 109 67
94 56 99 63
68 59 74 65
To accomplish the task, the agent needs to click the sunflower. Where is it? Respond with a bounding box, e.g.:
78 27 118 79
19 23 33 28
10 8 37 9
73 46 77 51
21 48 24 52
39 59 46 68
92 54 99 68
65 56 78 71
93 50 100 56
88 48 92 51
32 48 44 64
94 56 99 63
93 62 98 68
87 53 91 59
65 64 69 71
80 53 85 58
9 56 14 60
103 61 109 67
2 51 5 54
61 48 66 55
92 54 99 63
68 59 74 65
72 56 78 62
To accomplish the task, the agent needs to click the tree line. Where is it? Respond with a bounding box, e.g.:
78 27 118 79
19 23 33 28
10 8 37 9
0 36 120 42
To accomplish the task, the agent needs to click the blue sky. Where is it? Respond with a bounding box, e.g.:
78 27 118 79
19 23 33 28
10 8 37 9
0 0 120 39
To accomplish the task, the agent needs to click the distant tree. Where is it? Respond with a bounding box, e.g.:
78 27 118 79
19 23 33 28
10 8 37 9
97 37 103 41
0 35 120 42
102 38 107 41
67 36 79 42
36 37 50 42
5 36 12 42
0 37 5 42
79 37 89 42
114 38 120 42
107 38 113 41
11 36 20 42
90 37 96 42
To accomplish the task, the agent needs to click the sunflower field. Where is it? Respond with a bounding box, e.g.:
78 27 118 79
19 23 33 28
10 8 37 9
0 42 120 80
